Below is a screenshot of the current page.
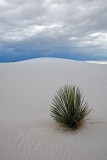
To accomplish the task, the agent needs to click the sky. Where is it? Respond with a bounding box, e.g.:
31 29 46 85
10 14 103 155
0 0 107 62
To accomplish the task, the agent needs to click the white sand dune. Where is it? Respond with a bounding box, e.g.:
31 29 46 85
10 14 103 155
86 61 107 64
0 58 107 160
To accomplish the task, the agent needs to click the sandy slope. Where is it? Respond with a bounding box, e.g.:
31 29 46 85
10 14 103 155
0 58 107 160
86 61 107 64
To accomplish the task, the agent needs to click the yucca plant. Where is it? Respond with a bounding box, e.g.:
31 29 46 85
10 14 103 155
50 85 91 129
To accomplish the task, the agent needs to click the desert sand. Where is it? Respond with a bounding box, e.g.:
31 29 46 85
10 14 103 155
0 58 107 160
86 61 107 64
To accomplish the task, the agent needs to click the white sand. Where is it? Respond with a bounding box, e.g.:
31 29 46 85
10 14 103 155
0 58 107 160
86 61 107 64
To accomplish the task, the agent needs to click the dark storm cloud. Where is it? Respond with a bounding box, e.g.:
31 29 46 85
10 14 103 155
0 0 107 58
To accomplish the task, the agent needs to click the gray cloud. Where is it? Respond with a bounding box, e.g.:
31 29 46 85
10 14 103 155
0 0 107 59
